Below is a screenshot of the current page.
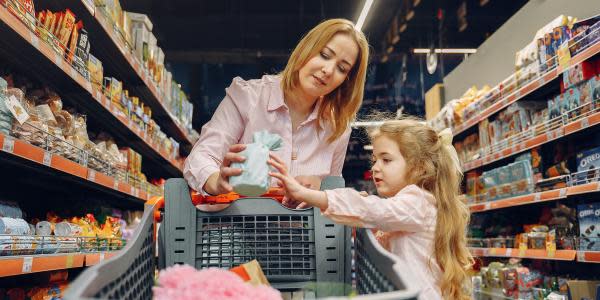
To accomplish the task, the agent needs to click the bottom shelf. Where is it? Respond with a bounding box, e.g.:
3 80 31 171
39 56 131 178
0 251 120 277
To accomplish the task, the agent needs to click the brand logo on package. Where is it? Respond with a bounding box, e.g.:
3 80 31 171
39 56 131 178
580 153 600 168
579 208 600 218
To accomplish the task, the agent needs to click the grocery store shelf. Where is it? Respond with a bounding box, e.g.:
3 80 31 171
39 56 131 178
576 251 600 263
469 247 577 261
0 5 182 176
0 251 120 277
463 110 600 172
0 133 150 203
38 0 196 150
453 40 600 137
469 188 567 213
470 179 600 213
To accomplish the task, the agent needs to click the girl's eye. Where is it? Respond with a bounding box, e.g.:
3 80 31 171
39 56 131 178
320 51 330 59
382 159 391 164
337 65 347 73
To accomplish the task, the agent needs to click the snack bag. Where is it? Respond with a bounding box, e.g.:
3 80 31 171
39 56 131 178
230 131 283 196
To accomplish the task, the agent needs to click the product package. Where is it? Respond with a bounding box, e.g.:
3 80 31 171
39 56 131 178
575 146 600 184
577 202 600 251
230 131 283 197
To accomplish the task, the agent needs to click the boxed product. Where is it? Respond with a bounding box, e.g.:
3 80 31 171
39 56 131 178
569 14 600 55
127 12 153 65
577 202 600 251
510 160 534 197
482 169 499 201
497 166 512 199
103 77 122 104
561 60 597 91
588 74 600 104
87 54 103 91
576 146 600 183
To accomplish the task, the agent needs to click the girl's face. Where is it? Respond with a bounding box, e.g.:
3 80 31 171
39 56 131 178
297 33 359 100
371 135 408 198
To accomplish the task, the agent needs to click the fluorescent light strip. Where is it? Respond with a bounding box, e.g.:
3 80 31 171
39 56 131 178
413 48 477 54
351 121 384 127
355 0 374 31
364 145 373 151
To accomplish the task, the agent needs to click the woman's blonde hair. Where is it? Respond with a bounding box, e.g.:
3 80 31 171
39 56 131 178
281 18 370 143
370 118 473 300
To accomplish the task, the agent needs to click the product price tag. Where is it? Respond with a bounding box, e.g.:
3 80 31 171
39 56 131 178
113 180 119 190
505 248 513 257
484 202 491 211
581 118 589 129
533 193 541 202
489 248 497 255
85 81 93 93
99 252 105 262
130 186 135 195
6 95 30 125
54 53 63 68
43 151 51 166
577 251 585 262
515 90 521 99
2 137 14 154
65 254 74 268
88 170 96 182
22 256 33 273
29 32 39 49
559 188 567 198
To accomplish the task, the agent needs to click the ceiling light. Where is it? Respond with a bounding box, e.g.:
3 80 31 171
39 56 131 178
399 23 407 32
351 121 385 127
386 45 394 54
406 9 415 21
413 48 477 54
392 35 400 44
363 145 373 151
355 0 374 31
381 55 389 63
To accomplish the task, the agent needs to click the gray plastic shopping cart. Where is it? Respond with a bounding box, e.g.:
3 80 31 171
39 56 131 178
65 177 419 299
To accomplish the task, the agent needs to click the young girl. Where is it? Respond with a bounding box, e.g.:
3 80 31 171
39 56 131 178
268 119 473 300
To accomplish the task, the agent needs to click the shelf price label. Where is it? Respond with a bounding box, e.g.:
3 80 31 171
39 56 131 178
43 151 51 166
113 180 119 190
2 137 15 154
559 188 567 198
581 118 590 129
66 254 74 268
505 248 513 257
88 170 96 182
22 257 33 273
489 248 497 255
29 32 40 49
54 53 63 68
99 252 105 262
533 193 541 202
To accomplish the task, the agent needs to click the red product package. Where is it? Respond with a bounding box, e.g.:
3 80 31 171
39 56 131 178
561 59 598 92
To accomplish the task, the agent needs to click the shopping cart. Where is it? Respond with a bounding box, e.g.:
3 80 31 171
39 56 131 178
65 177 419 299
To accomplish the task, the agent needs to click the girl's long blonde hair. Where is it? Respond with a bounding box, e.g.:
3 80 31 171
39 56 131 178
370 118 473 300
281 18 370 143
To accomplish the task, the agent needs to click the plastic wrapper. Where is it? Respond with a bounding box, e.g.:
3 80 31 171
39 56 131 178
0 201 23 219
35 221 53 236
0 217 30 235
230 131 283 196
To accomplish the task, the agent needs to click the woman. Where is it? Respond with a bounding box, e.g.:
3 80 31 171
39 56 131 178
183 18 369 207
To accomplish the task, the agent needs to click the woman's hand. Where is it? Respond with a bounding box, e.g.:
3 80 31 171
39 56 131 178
203 144 246 195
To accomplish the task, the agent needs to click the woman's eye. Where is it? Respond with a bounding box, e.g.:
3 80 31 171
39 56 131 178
320 52 329 59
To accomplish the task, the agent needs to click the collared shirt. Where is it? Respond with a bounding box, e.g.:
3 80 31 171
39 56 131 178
323 185 443 300
184 74 351 192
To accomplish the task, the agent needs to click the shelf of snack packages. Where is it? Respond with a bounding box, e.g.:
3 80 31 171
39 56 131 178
0 2 186 174
0 251 119 277
0 132 160 202
442 20 600 137
66 0 198 147
0 205 144 277
468 168 600 213
461 106 600 172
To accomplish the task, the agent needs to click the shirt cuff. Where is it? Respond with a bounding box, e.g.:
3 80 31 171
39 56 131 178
185 164 220 195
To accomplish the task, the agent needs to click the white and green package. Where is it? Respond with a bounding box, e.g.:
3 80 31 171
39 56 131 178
230 130 283 196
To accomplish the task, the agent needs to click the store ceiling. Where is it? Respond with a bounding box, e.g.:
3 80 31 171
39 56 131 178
121 0 527 64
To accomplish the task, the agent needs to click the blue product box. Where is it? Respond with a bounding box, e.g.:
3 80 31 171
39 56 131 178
577 203 600 251
510 160 534 197
576 146 600 184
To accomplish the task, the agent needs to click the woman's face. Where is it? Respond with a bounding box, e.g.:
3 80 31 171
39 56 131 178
298 33 359 100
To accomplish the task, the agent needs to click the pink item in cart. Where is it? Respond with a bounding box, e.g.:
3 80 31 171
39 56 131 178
153 264 282 300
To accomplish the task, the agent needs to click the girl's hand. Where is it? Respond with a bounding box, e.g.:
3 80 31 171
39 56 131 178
204 144 246 195
282 175 320 209
268 154 309 204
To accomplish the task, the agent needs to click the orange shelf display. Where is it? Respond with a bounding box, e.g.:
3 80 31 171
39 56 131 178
0 133 149 202
463 111 600 172
469 247 577 261
0 253 85 277
469 188 567 213
452 40 600 137
85 252 119 266
0 6 182 173
577 251 600 263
